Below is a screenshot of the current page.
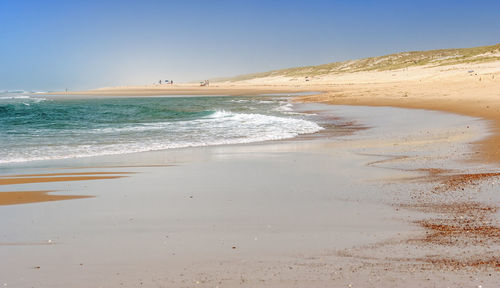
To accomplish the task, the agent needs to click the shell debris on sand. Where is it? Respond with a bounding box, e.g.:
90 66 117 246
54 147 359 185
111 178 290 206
330 166 500 277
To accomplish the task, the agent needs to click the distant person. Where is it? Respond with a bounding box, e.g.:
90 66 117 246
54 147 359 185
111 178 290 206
171 80 174 84
159 80 162 84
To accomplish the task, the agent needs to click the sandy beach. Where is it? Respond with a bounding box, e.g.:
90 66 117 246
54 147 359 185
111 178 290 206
2 51 499 287
3 0 500 286
1 101 499 287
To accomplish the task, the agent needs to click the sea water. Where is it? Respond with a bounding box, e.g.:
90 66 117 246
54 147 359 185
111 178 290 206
0 91 322 164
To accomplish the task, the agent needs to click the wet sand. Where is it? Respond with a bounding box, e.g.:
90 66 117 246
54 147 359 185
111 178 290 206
295 82 500 164
0 172 132 205
0 172 134 177
0 191 93 206
1 104 499 287
0 175 126 186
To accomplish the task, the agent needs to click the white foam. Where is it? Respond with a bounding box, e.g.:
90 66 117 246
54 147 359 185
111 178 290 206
0 95 30 100
204 110 234 118
273 102 310 115
274 103 293 112
0 110 323 164
229 99 252 103
0 95 46 102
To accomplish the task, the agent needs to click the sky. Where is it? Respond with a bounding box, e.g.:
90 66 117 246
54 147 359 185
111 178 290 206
1 0 499 91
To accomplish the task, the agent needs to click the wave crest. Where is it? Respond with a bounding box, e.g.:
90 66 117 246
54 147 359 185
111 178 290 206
1 110 322 163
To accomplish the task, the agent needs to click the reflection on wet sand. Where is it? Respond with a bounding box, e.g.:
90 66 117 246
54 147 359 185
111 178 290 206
0 172 134 178
0 175 126 185
60 164 173 169
0 190 92 206
0 171 133 205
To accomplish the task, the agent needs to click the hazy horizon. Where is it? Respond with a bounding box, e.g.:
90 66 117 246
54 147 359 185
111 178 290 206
1 0 500 91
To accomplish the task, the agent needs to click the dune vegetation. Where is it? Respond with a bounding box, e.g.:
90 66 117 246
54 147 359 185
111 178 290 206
223 43 500 81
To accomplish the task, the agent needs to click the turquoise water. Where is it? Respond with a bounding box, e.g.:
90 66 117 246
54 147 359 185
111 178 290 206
0 92 323 163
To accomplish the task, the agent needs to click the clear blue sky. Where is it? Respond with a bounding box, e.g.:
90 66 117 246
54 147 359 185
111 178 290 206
1 0 499 91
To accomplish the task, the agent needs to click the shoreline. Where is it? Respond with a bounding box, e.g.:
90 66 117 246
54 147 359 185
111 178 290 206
4 59 499 285
44 86 318 97
1 103 498 287
49 82 500 164
50 60 499 164
295 83 500 164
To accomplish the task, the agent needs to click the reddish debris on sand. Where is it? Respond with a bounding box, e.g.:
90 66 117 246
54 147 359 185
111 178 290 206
422 256 500 270
434 172 500 193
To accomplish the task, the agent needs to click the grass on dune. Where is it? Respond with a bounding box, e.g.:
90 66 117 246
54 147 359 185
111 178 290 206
222 43 500 81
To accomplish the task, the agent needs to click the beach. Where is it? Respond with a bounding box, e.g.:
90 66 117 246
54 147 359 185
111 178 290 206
3 0 499 286
58 59 500 162
2 59 500 287
1 100 499 287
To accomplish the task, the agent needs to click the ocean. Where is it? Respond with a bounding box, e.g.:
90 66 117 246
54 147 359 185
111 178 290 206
0 91 323 164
